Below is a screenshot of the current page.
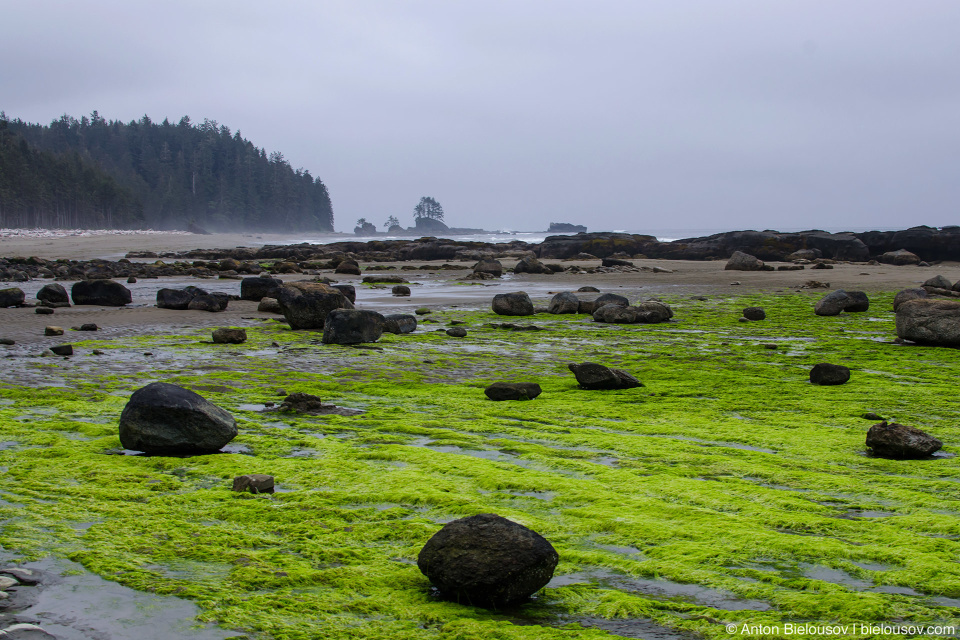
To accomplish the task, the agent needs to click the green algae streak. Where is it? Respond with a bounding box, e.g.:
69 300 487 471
1 291 959 639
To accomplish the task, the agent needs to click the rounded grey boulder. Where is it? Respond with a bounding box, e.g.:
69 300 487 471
492 292 534 316
119 382 237 454
896 298 960 346
37 283 69 306
547 292 579 314
418 513 559 607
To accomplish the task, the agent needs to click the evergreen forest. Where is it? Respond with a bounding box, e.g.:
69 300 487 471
0 112 334 232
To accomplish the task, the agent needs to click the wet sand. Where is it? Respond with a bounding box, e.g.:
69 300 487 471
1 233 958 349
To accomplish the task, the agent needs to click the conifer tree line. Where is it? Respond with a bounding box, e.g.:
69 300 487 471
0 112 334 231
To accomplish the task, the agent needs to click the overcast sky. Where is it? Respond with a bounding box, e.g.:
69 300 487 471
3 1 959 233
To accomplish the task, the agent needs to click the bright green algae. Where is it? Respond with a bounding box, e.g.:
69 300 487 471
1 291 959 639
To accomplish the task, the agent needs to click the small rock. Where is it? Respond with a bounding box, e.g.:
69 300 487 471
232 474 275 494
415 307 431 315
0 338 15 345
257 297 283 313
861 412 885 421
809 363 851 385
743 307 765 321
762 344 778 349
50 344 73 356
35 307 54 315
92 349 104 355
78 323 99 331
484 382 542 401
212 328 247 344
391 285 411 296
127 276 137 283
446 327 467 338
44 326 63 336
0 576 18 590
866 422 942 459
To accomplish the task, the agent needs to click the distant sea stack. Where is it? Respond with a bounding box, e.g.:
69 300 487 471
548 222 587 233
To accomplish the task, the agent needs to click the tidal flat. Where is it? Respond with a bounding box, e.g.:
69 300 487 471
1 291 959 639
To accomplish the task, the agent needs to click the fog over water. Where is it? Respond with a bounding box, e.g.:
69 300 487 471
3 1 959 233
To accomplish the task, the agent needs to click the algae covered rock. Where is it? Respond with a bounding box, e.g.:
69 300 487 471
119 382 237 454
417 513 559 607
866 422 942 459
484 382 542 401
232 474 275 494
568 362 642 390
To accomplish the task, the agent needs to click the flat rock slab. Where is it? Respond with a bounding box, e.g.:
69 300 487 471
484 382 542 401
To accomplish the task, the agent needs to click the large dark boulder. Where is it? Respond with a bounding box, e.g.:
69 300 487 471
809 363 851 385
383 314 417 334
844 291 870 312
484 382 542 401
417 513 559 607
492 292 534 316
118 382 237 454
157 288 196 310
866 422 942 459
547 292 579 314
743 307 765 321
896 299 960 346
71 279 131 306
36 283 69 306
277 282 352 330
568 362 642 390
321 309 385 344
0 288 25 308
240 276 283 301
473 258 503 278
